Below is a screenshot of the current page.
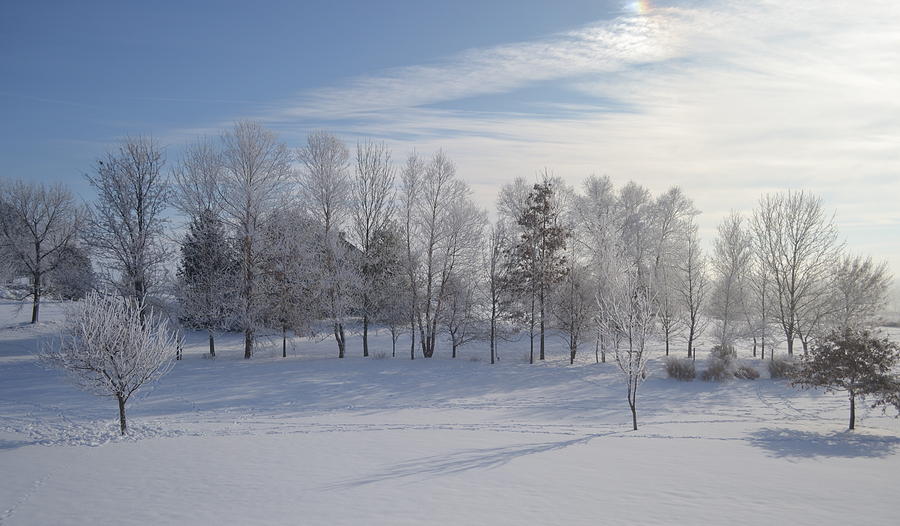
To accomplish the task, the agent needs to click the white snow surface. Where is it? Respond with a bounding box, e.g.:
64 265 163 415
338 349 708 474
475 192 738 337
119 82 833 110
1 299 899 525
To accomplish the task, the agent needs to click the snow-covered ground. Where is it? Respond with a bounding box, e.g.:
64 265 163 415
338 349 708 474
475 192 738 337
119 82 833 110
2 300 899 525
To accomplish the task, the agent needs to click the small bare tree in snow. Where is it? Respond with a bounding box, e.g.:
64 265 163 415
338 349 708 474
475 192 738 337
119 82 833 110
41 292 177 435
553 253 594 365
599 259 657 431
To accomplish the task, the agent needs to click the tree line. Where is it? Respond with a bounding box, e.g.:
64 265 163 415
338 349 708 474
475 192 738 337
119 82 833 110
0 121 892 367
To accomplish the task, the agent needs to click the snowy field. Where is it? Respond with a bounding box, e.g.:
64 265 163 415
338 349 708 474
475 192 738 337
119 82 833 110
2 300 899 525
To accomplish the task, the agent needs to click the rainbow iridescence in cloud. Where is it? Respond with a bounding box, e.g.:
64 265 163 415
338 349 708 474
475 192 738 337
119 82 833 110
628 0 652 15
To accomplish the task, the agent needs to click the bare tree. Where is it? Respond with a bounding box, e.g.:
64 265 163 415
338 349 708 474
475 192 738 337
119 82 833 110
40 292 177 435
482 220 513 364
832 254 892 329
218 121 292 359
710 211 753 350
297 130 351 235
296 131 358 358
400 153 424 360
675 222 710 358
86 136 170 311
0 180 83 323
170 138 222 218
442 273 481 358
752 191 841 355
351 140 395 357
599 259 657 431
553 253 594 365
408 151 484 358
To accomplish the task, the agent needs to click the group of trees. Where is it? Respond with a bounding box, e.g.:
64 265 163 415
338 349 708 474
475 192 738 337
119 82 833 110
5 121 896 433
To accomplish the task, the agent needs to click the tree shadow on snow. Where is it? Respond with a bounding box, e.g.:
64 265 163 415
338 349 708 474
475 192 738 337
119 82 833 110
327 432 612 489
747 427 900 459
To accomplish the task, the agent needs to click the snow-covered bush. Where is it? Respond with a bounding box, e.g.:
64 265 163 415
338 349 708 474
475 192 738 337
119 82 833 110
768 356 796 379
701 358 731 381
664 356 696 381
702 345 737 381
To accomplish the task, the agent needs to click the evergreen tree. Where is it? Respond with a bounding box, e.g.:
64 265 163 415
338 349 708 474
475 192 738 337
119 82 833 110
507 179 569 362
177 207 238 357
792 327 900 430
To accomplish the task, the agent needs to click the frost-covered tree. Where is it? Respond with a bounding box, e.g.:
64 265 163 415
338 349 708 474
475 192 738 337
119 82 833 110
599 259 657 431
369 225 409 358
710 212 753 350
442 273 481 358
752 191 841 355
260 208 318 358
45 245 95 300
178 208 239 357
405 151 484 358
40 292 177 434
296 131 360 358
792 327 900 430
400 153 424 360
482 220 514 364
218 122 292 359
351 140 396 357
553 254 594 365
86 137 170 312
0 179 83 322
832 254 892 329
675 222 709 358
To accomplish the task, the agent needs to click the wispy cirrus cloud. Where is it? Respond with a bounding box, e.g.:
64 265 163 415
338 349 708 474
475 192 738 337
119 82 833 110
172 0 900 274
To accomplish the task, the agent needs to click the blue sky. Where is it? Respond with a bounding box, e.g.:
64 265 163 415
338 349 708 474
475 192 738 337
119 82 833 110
2 1 899 280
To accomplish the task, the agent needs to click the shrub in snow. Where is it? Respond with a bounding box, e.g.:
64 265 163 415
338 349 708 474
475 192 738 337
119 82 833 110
734 363 760 380
701 358 732 381
701 345 737 381
664 357 696 381
40 292 178 435
710 344 737 363
768 356 796 379
372 352 387 359
792 327 900 430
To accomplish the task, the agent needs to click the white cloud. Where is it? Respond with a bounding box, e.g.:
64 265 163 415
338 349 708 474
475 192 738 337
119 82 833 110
176 0 900 273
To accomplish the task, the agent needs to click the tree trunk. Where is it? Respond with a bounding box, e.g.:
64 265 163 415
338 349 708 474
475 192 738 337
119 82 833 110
630 401 637 431
452 341 457 359
751 336 757 358
569 345 576 365
490 317 496 365
849 393 856 430
208 331 216 358
362 315 369 357
410 318 415 360
244 328 253 359
665 333 669 357
117 395 127 435
539 292 546 361
282 326 287 358
335 322 345 358
786 336 794 356
31 269 41 324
